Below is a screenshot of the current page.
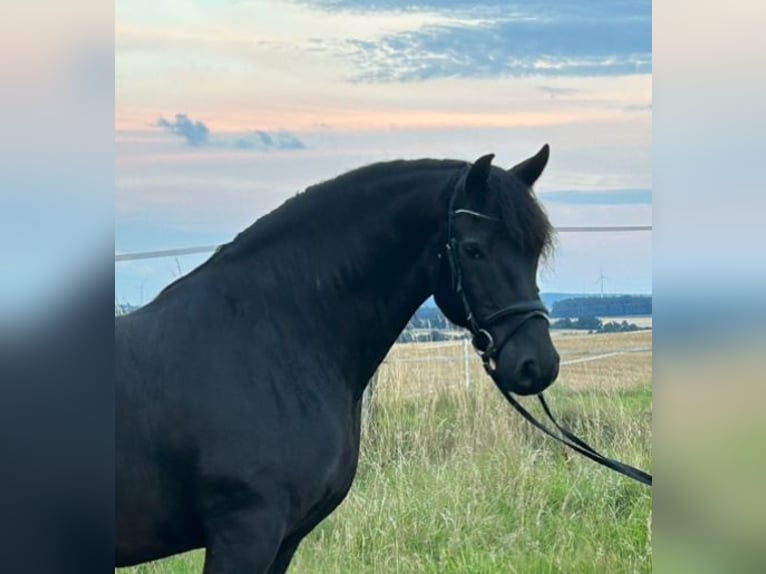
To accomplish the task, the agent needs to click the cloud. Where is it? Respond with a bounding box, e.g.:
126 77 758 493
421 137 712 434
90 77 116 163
157 114 210 146
233 131 306 151
156 114 306 151
300 0 646 19
541 189 652 205
303 1 651 81
298 0 503 11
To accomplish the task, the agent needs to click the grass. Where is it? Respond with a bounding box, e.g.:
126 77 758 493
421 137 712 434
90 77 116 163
118 331 652 573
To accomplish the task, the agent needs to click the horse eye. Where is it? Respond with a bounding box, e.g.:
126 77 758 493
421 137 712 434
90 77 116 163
462 243 484 260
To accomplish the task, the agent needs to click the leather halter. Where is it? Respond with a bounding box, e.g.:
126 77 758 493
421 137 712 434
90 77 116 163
441 168 652 487
444 173 548 375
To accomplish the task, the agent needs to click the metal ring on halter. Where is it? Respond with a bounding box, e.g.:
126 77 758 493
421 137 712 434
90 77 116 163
471 328 494 356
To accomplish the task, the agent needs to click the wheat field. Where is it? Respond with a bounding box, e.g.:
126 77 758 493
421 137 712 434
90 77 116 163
119 329 652 573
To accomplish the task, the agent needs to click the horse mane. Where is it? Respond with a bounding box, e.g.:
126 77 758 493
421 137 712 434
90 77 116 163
154 157 554 298
215 158 554 262
215 158 466 261
155 159 465 297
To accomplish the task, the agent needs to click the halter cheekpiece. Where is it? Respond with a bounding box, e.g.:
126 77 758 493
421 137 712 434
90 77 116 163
444 168 549 375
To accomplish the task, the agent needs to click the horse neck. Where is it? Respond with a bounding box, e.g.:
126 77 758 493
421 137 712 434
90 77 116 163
250 165 459 396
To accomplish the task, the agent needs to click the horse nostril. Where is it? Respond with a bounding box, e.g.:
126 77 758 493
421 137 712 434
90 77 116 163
520 359 540 381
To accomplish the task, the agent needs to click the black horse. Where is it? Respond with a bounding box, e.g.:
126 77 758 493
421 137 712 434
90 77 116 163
116 145 560 572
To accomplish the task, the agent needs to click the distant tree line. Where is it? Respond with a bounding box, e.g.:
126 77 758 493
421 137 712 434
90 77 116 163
550 316 646 333
406 306 451 330
397 306 462 343
397 329 461 343
551 295 651 318
397 295 652 343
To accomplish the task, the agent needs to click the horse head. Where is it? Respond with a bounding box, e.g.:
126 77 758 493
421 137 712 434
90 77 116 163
433 145 560 396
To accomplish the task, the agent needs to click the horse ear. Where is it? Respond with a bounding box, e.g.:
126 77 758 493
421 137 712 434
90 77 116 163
465 154 495 192
509 144 550 187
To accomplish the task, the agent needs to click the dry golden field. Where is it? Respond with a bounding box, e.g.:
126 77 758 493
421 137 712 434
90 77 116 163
376 328 652 398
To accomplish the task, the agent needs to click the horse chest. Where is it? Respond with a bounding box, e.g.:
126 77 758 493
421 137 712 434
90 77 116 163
283 434 360 535
289 422 360 504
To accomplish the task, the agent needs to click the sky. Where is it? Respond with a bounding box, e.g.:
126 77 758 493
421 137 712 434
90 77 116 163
115 0 652 306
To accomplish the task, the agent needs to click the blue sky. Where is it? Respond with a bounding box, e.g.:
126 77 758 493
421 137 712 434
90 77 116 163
310 0 651 81
116 0 651 306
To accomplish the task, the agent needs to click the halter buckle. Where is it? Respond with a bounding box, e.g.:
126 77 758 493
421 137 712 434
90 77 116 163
471 328 494 357
473 329 497 374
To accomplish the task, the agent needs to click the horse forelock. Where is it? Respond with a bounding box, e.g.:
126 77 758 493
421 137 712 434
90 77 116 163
491 172 556 262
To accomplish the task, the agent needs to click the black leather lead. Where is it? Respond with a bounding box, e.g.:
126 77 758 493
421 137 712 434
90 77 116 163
501 391 652 486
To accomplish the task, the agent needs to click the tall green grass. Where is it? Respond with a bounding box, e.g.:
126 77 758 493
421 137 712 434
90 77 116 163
120 379 651 573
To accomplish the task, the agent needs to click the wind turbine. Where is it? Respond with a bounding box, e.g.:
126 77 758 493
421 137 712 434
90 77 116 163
596 269 608 298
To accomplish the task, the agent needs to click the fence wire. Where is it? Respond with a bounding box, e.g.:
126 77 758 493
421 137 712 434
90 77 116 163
115 225 652 262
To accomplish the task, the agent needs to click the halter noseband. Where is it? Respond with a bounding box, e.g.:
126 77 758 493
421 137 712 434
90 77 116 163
439 167 652 487
444 172 549 375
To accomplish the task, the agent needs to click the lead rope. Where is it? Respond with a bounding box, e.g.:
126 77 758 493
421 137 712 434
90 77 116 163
467 317 652 486
498 389 652 486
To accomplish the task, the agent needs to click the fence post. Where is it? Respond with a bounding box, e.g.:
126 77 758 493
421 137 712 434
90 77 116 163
463 338 470 388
